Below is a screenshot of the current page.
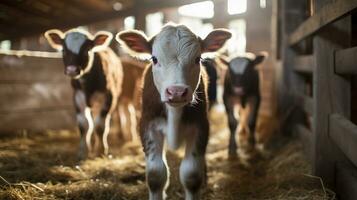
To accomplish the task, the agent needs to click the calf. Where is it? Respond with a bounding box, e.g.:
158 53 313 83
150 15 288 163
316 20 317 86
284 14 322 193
45 29 123 159
116 24 231 200
117 58 145 141
221 53 266 158
201 58 218 109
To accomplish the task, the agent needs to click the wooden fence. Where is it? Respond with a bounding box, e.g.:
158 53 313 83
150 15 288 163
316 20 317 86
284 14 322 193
278 0 357 199
0 51 76 132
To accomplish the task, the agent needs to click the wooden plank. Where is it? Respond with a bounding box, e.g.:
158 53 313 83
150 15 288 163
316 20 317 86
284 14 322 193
329 114 357 167
335 46 357 75
0 0 208 41
0 108 76 132
289 0 357 46
312 8 351 188
0 54 66 82
0 82 73 113
293 55 314 74
303 95 313 115
296 124 313 163
336 162 357 200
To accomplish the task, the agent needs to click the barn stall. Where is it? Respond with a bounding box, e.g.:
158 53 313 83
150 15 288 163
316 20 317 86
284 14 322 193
0 0 353 199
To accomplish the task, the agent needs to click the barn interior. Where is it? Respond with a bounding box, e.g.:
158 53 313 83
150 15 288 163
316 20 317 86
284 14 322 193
0 0 356 199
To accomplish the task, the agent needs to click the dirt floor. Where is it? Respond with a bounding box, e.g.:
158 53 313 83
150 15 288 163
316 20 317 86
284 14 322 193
0 106 335 200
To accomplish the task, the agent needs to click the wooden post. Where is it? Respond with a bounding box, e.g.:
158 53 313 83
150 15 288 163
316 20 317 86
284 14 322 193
133 0 146 31
278 0 308 134
313 0 351 188
212 0 228 28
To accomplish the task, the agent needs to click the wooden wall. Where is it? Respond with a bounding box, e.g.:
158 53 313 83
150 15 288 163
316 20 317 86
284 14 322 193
0 53 75 132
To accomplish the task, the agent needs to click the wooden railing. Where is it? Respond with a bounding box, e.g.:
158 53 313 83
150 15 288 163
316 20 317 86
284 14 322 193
280 0 357 199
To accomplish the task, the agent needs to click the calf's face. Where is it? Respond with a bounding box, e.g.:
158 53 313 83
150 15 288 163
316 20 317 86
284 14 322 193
45 29 113 78
116 24 231 107
222 54 266 96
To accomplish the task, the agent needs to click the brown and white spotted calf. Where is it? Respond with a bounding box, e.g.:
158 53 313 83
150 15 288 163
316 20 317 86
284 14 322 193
45 29 123 160
116 24 231 200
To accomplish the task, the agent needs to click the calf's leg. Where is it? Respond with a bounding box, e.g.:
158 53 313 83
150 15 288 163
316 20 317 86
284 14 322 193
180 126 208 200
144 122 168 200
74 90 94 160
225 102 238 156
94 93 114 156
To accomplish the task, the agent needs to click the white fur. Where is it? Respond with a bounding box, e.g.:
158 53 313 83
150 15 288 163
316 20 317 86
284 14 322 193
65 32 87 54
166 106 183 150
84 107 94 152
230 58 249 74
152 25 201 103
102 114 111 155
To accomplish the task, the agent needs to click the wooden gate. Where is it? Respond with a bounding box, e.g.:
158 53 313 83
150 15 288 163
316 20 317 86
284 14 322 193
278 0 357 199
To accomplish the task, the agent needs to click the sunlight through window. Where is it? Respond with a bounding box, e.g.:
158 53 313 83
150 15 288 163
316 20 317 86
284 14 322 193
179 17 213 38
124 16 135 30
260 0 267 8
146 12 164 37
178 1 214 19
228 19 246 54
0 40 11 50
228 0 247 15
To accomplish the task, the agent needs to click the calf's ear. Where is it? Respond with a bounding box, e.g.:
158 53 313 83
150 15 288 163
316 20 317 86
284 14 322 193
44 29 64 50
201 29 232 53
254 51 268 65
116 30 151 58
92 31 113 52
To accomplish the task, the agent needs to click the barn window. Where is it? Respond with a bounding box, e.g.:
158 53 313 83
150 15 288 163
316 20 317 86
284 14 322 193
178 1 214 19
228 0 247 15
180 17 213 38
124 16 135 30
228 19 246 54
260 0 267 8
0 40 11 50
146 12 164 37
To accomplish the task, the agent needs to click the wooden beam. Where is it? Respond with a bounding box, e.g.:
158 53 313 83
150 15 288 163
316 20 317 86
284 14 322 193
0 0 207 41
289 0 357 46
335 46 357 75
0 82 73 113
1 0 58 19
293 55 314 74
312 4 351 187
336 162 357 200
329 114 357 167
0 108 75 132
0 54 64 82
302 95 313 115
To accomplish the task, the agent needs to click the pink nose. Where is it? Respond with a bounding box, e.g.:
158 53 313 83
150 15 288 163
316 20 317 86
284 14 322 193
234 87 244 95
165 86 189 102
65 65 80 76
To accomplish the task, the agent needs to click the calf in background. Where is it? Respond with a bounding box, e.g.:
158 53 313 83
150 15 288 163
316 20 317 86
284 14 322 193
45 29 123 160
221 53 267 159
116 58 144 141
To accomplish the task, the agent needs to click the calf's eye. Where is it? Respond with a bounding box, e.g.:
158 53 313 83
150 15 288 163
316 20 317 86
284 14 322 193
195 57 201 65
151 56 158 65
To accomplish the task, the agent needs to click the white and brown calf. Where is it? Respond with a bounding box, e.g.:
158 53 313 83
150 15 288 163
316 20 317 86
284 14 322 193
117 58 145 141
116 24 231 200
45 29 123 160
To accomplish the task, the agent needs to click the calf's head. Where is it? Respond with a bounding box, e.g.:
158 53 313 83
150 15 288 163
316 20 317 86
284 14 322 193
116 24 231 107
45 29 113 78
221 53 267 96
